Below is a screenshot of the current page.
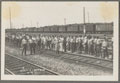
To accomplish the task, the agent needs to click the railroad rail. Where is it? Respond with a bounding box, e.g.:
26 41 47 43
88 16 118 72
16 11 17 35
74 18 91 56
5 68 15 75
44 50 113 70
5 53 60 75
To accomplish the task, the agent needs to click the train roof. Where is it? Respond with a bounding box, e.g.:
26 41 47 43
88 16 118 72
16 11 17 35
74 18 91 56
5 22 113 30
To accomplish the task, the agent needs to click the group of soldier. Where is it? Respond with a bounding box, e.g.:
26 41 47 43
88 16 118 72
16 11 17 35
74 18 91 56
5 33 113 60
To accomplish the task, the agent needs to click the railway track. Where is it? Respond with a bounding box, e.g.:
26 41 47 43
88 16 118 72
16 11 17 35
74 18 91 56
44 50 113 70
5 53 60 75
5 68 15 75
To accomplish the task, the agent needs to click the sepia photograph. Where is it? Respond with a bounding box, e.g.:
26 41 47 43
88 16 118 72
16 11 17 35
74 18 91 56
1 1 119 81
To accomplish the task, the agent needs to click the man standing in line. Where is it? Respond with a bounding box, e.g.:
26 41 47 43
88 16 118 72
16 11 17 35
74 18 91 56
70 36 73 53
37 34 42 50
32 36 37 54
28 36 33 55
83 36 88 54
63 36 67 52
21 36 27 56
96 37 102 57
102 38 108 59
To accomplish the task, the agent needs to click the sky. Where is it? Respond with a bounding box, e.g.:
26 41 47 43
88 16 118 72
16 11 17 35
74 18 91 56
2 1 118 29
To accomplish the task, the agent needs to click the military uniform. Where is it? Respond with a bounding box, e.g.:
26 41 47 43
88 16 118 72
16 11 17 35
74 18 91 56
96 38 102 57
83 37 88 53
66 36 71 51
28 38 33 55
63 37 67 52
102 39 108 58
59 37 64 52
70 37 73 52
76 37 79 52
21 38 27 56
41 36 46 49
37 36 41 50
32 37 37 54
93 38 97 55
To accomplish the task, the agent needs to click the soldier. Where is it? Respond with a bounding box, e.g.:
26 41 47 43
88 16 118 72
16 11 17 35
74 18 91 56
66 36 71 52
88 37 91 55
19 34 22 48
63 36 67 52
53 36 56 51
73 36 76 52
51 36 55 50
89 37 94 55
16 35 20 47
32 36 37 54
54 36 59 54
11 34 15 46
48 36 52 50
83 36 88 54
93 36 97 55
79 35 83 53
41 36 45 49
70 36 73 52
46 36 49 50
56 36 59 54
76 36 79 52
102 38 108 59
21 36 27 56
111 37 113 60
37 34 42 50
59 36 64 52
28 36 33 55
96 37 102 57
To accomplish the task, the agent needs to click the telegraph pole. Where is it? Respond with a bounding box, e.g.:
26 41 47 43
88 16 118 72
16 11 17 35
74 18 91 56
83 7 86 34
83 7 86 24
88 12 90 23
9 6 12 29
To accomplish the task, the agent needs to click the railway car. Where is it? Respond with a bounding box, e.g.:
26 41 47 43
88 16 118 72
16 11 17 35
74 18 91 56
5 29 10 32
25 28 30 32
95 23 113 34
5 22 113 35
78 24 84 33
58 25 67 32
37 27 44 32
50 25 59 32
85 23 96 34
33 28 38 32
21 28 25 32
44 26 51 32
67 24 79 32
30 27 36 32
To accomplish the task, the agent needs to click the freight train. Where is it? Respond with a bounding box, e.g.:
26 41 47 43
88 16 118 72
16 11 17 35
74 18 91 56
5 22 113 34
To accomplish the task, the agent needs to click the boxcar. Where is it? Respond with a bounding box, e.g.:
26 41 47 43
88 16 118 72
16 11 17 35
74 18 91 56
67 24 79 32
37 27 44 32
33 28 38 32
29 27 36 32
95 23 113 34
58 25 67 32
50 25 59 32
78 24 84 33
85 23 96 33
44 26 50 32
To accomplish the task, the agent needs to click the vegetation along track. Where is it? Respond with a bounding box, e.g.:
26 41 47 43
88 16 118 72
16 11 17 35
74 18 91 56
5 53 60 75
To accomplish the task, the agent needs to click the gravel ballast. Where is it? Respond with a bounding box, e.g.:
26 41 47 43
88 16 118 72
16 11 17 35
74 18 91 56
5 46 113 75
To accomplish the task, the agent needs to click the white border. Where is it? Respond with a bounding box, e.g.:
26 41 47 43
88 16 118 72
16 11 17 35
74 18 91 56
1 1 119 81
